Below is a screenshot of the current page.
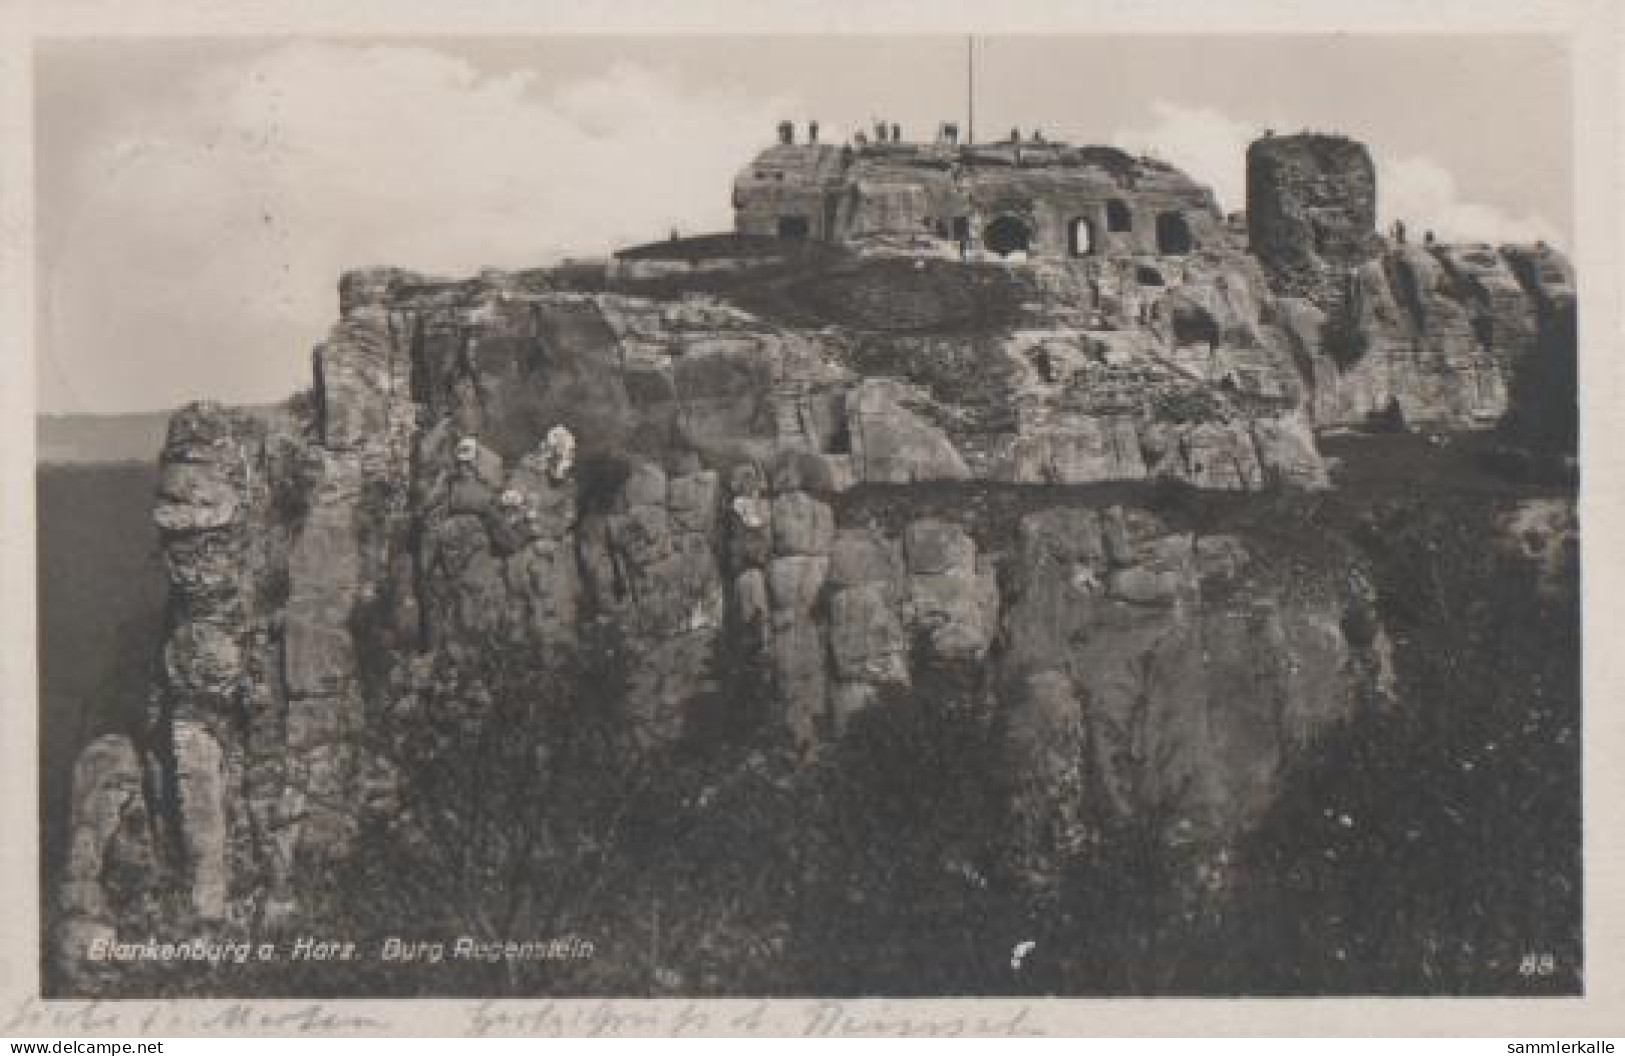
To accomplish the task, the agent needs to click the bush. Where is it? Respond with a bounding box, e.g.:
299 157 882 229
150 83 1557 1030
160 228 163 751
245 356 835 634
1222 501 1581 994
1320 301 1370 368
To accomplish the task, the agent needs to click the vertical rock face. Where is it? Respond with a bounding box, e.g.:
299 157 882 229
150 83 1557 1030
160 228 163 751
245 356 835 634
148 405 263 921
1247 133 1381 306
846 379 972 484
1500 244 1578 456
579 460 727 744
1001 507 1390 850
1294 241 1570 427
58 399 316 977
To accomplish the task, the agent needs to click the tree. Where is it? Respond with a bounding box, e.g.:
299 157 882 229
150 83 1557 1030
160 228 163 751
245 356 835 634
778 649 1021 996
326 621 648 995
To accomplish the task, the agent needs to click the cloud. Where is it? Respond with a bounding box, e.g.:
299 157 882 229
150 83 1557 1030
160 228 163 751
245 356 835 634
41 42 793 411
1378 155 1563 247
1110 100 1562 244
1111 101 1262 217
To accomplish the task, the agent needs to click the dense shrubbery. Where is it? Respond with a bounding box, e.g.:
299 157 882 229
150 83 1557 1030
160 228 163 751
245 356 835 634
1220 498 1581 994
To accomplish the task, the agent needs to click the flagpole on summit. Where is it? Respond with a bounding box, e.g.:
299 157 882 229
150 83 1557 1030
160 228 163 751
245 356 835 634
966 35 975 147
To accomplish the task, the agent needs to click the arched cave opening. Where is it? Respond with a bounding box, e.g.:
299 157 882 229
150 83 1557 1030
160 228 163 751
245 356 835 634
1068 217 1097 257
1156 211 1193 255
1170 303 1220 347
983 215 1032 258
777 215 811 240
1107 199 1133 232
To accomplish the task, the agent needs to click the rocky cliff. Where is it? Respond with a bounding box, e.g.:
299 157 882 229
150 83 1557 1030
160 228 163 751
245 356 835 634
50 133 1577 991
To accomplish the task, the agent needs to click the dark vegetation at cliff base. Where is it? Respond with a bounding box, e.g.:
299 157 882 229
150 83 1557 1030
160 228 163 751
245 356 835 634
1223 499 1580 994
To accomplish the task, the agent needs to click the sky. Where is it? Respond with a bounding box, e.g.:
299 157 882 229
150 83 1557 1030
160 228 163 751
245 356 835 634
35 35 1573 413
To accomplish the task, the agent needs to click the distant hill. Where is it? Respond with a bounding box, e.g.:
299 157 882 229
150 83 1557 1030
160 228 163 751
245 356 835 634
36 411 173 465
36 457 167 883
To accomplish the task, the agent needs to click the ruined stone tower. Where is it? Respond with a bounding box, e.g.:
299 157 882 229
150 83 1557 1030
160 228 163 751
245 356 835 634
1246 133 1382 306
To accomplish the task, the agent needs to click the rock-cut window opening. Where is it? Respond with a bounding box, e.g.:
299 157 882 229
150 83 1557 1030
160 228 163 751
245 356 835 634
1068 217 1097 257
1156 211 1193 255
984 215 1032 257
1107 199 1133 232
777 215 811 240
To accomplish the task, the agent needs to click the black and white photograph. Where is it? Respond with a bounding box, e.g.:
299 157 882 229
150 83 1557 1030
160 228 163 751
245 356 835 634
9 2 1622 1036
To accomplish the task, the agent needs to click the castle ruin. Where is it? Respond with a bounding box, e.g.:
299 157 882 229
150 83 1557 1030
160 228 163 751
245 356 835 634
731 121 1223 260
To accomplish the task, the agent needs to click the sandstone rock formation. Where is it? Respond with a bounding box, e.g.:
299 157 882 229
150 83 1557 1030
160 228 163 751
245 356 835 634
51 128 1576 985
1001 506 1390 854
